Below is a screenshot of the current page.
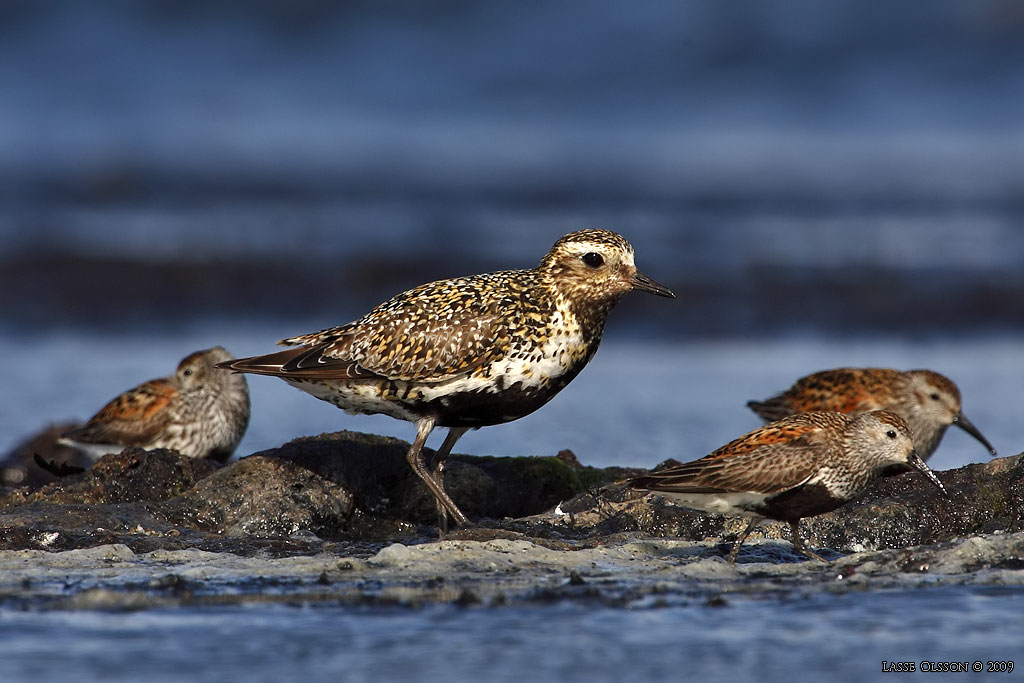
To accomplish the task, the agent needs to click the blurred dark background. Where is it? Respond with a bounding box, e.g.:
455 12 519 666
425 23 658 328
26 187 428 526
2 0 1024 338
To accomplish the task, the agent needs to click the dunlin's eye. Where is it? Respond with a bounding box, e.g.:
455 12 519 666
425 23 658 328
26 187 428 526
581 252 604 268
183 369 194 376
929 393 940 401
886 430 897 439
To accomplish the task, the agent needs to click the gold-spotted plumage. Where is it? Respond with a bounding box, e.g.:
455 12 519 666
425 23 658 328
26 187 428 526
222 229 674 528
629 410 948 563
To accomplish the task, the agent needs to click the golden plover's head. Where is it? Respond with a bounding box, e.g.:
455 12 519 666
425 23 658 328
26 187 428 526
540 229 674 303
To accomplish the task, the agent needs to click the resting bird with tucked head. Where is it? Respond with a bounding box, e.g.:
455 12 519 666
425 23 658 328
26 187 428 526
60 346 250 463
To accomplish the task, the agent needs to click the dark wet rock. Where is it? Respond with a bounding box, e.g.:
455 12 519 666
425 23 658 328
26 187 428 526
0 430 618 550
444 525 576 551
159 455 354 538
0 448 219 507
550 453 1024 556
0 426 1020 558
802 452 1024 553
0 496 373 556
0 422 90 488
263 430 619 524
0 501 177 551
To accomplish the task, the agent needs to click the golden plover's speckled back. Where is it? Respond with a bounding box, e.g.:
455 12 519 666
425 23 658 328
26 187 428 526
221 229 675 528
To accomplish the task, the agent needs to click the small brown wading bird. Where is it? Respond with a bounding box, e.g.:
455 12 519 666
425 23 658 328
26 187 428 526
60 347 251 462
747 368 996 462
219 229 674 529
628 410 949 563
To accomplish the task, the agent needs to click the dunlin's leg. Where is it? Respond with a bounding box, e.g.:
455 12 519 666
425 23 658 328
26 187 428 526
430 427 469 532
407 417 470 528
727 518 759 564
789 521 826 562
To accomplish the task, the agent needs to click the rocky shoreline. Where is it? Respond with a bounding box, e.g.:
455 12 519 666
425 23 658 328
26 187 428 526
1 429 1022 609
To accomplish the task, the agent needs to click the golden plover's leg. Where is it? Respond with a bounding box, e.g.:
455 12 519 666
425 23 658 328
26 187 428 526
727 518 760 564
407 417 470 529
789 521 827 562
431 427 470 532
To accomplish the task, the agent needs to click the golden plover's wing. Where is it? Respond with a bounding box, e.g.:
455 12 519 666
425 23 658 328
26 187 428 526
241 273 523 383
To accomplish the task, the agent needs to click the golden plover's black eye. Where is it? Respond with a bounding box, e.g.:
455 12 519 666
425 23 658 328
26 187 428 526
581 252 604 268
886 429 897 439
929 393 940 401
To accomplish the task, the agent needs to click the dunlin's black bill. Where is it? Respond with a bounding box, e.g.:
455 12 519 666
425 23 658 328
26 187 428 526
221 229 674 529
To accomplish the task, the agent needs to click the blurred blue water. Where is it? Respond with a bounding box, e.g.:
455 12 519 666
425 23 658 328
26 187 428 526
3 5 1023 679
3 1 1024 218
4 328 1016 472
3 2 1023 339
1 586 1021 683
3 0 1024 189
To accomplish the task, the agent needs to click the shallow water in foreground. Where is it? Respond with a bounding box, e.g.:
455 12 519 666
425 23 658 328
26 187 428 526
2 587 1020 683
1 534 1022 683
4 331 1022 682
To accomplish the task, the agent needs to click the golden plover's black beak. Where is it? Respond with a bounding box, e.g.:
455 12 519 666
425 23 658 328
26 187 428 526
907 450 949 497
953 412 997 456
631 271 675 298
